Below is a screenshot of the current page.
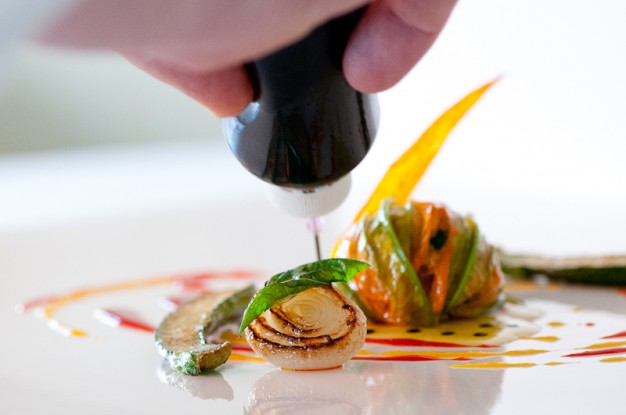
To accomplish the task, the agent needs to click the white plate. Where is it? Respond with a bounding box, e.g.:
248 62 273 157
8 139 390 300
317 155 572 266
1 140 625 415
3 193 625 415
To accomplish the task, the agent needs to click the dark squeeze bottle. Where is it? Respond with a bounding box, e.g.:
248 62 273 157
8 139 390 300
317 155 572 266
222 9 379 191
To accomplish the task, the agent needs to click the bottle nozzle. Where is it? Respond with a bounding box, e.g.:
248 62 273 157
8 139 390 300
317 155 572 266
263 174 351 219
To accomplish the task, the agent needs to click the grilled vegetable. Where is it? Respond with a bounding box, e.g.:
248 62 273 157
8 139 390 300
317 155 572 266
334 198 505 326
155 285 255 375
330 78 623 329
497 251 626 286
245 285 367 370
329 80 502 326
239 259 369 333
241 258 369 370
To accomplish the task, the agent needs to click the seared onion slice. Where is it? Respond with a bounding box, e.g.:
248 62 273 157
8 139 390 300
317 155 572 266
245 285 366 370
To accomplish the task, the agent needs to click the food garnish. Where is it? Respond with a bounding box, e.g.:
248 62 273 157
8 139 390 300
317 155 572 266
351 79 498 223
335 198 504 326
332 80 503 326
239 258 370 333
241 258 370 370
497 251 626 286
155 285 255 375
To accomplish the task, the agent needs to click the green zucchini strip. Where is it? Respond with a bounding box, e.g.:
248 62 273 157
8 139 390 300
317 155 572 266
498 251 626 286
379 198 435 326
444 218 480 312
155 285 255 375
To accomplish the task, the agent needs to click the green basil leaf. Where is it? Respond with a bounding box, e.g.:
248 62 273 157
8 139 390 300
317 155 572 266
267 258 371 286
239 258 370 333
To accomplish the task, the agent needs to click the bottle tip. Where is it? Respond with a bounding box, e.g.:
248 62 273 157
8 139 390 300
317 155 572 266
264 175 351 218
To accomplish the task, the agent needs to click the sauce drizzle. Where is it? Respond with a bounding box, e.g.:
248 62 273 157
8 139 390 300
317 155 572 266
17 272 626 369
451 362 536 369
564 347 626 358
602 330 626 339
17 271 259 337
365 337 495 349
93 309 156 333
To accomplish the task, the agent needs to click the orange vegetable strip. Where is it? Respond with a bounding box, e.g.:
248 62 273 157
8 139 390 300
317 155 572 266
411 203 434 272
352 79 498 224
430 208 454 314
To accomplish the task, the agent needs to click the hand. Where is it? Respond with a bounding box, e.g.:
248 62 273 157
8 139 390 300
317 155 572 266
41 0 456 117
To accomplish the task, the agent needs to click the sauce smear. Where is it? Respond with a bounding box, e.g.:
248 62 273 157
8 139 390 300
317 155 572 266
93 309 156 333
564 347 626 358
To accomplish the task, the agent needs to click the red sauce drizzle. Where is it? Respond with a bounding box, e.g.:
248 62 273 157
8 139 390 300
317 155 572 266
162 296 183 309
354 355 473 362
353 355 440 362
602 330 626 339
564 347 626 358
365 337 497 349
178 279 208 292
95 309 156 333
175 271 259 292
174 271 258 284
231 344 254 352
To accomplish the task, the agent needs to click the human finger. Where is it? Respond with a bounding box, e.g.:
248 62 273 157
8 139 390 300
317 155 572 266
41 0 370 73
127 58 253 117
344 0 457 92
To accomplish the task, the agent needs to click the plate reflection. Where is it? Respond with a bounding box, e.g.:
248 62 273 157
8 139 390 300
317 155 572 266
156 360 234 401
245 360 504 414
245 368 367 414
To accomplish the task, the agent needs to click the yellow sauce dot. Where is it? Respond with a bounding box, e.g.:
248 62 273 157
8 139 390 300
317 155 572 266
548 321 565 327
